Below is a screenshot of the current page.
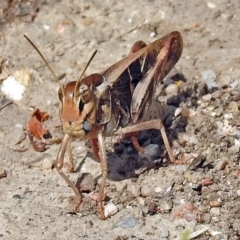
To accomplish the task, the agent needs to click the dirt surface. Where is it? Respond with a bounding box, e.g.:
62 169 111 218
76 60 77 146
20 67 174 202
1 0 240 239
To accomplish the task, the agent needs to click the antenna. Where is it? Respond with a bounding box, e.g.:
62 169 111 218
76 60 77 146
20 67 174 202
74 50 97 99
24 35 98 99
24 35 65 94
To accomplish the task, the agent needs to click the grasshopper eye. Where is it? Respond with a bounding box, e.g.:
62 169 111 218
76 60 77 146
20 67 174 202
79 84 93 103
79 100 84 112
79 84 88 93
83 120 92 132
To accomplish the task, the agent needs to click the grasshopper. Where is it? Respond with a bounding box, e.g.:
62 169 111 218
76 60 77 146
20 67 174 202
25 31 183 219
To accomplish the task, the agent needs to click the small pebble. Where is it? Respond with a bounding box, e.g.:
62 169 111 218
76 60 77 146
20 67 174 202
104 202 118 218
236 189 240 196
174 107 181 117
149 32 156 38
88 39 98 48
224 113 233 120
201 69 217 82
165 83 179 96
177 132 199 145
13 194 22 199
127 183 140 197
218 73 233 88
13 69 32 86
163 77 175 85
229 80 239 89
148 202 158 215
202 94 212 102
141 205 149 215
144 144 160 159
211 90 222 99
0 168 7 178
215 121 223 130
141 185 152 197
190 227 210 238
1 69 33 101
42 158 53 172
209 230 222 237
154 186 164 194
202 178 214 186
165 183 174 193
76 173 95 192
214 107 223 117
207 2 216 8
206 80 219 91
9 127 26 145
210 207 220 216
209 201 222 207
202 213 211 223
228 145 239 154
228 101 238 112
159 227 169 238
137 197 145 206
113 216 136 229
1 76 26 101
174 164 188 173
215 160 228 171
158 198 173 213
115 181 127 192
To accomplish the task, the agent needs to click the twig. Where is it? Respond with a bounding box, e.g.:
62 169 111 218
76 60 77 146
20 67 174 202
0 101 13 111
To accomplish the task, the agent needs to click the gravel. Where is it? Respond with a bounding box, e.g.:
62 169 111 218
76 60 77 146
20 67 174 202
1 0 240 239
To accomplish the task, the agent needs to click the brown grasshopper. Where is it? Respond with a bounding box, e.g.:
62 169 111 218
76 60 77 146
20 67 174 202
24 31 183 219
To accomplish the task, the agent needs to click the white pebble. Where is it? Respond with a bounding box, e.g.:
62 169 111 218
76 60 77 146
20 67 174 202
228 145 239 154
201 69 216 81
165 83 179 96
104 202 118 218
207 2 216 8
177 132 199 145
222 125 234 135
236 189 240 196
202 94 212 102
210 207 220 216
229 80 239 89
43 25 50 30
141 186 152 197
154 186 164 194
149 32 156 38
234 139 240 146
1 76 26 101
88 39 98 48
127 183 140 197
159 227 169 238
1 69 32 101
9 127 26 145
144 144 160 158
114 216 136 229
174 108 181 117
215 121 223 129
43 158 53 172
224 113 233 120
201 69 218 90
174 164 188 173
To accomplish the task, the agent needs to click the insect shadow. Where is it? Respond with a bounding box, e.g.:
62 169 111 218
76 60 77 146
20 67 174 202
76 73 208 183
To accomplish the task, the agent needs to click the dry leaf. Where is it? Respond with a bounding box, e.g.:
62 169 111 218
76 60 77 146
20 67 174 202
33 108 49 122
27 109 49 139
26 109 50 152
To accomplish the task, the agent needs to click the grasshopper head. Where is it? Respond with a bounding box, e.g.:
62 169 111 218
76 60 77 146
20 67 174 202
58 81 96 138
23 34 98 139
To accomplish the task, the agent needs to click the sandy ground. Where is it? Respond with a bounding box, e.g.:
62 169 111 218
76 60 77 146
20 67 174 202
1 0 240 239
